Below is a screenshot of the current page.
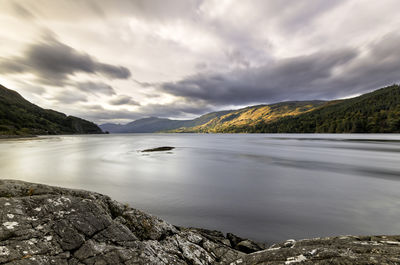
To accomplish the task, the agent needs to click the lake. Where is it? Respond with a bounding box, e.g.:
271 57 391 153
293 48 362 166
1 133 400 244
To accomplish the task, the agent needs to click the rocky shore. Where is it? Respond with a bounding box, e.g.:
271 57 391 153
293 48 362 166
1 180 400 264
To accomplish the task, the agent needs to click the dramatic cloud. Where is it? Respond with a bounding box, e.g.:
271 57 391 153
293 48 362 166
0 36 131 86
161 48 359 105
109 95 140 106
11 2 36 20
139 102 213 118
77 81 116 96
160 32 400 106
0 0 399 123
49 90 88 104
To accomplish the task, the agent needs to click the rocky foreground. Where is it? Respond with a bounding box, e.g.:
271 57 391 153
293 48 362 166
1 180 400 265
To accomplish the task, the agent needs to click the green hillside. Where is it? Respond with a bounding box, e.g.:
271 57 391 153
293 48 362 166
238 84 400 133
102 84 400 134
172 101 326 133
169 85 400 133
0 84 102 136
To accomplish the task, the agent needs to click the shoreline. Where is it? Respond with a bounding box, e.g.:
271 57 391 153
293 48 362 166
0 134 37 139
1 179 399 264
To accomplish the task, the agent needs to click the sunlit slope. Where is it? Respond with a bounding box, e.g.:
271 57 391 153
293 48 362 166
172 101 326 133
246 84 400 133
103 84 400 134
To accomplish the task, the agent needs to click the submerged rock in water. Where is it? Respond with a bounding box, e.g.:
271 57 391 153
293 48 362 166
1 179 400 265
141 146 175 152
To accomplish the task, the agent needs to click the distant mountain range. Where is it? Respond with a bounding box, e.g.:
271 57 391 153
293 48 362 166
0 84 102 135
101 84 400 133
2 83 399 135
100 110 232 133
100 100 325 133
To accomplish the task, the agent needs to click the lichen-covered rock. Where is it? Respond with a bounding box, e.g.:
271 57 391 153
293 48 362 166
229 236 400 264
0 180 246 264
1 179 400 265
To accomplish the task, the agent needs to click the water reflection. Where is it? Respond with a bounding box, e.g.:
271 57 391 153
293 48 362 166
1 134 400 244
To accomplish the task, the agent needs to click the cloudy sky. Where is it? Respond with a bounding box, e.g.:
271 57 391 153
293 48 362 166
1 0 400 124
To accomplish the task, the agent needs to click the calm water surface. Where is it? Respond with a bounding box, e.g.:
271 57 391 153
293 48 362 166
1 134 400 244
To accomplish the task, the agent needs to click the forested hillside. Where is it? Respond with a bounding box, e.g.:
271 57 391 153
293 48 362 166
0 85 102 135
101 84 400 134
245 85 400 133
173 101 325 133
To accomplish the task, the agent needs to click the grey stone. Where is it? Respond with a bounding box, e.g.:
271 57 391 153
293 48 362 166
226 233 265 254
0 180 244 264
1 179 400 265
230 236 400 264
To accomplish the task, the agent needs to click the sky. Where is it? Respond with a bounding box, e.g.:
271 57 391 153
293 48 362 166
1 0 400 124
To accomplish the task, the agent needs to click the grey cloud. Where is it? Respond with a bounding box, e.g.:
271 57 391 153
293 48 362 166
10 0 200 22
317 33 400 97
0 36 131 86
109 95 140 106
2 0 399 123
195 62 207 70
161 32 400 106
12 2 36 20
75 105 142 124
104 0 201 21
49 90 88 104
225 49 250 68
270 0 345 32
199 1 342 68
77 81 116 96
161 48 358 105
7 79 46 98
96 64 131 79
0 60 27 73
85 1 106 18
139 102 212 118
133 79 155 88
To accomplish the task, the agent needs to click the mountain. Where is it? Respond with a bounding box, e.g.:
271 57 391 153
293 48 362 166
246 84 400 133
173 101 326 133
0 84 102 135
102 84 400 134
100 110 232 133
100 117 189 133
101 101 325 133
172 85 400 133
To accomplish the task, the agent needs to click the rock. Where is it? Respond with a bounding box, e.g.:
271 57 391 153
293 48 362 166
227 233 244 247
230 236 400 264
235 240 264 254
0 180 245 264
141 146 175 152
1 179 400 265
227 233 265 254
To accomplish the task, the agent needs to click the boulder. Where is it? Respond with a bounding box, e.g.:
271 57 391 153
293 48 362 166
1 179 400 265
0 180 244 264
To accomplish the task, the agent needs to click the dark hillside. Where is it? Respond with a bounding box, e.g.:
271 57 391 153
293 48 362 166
0 84 102 135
